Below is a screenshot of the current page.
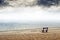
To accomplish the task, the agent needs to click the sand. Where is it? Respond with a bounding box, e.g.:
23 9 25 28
0 28 60 40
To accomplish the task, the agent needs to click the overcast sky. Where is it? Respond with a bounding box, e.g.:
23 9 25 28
0 7 60 23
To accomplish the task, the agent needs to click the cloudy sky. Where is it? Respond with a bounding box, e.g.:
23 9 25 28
0 0 60 23
0 7 60 23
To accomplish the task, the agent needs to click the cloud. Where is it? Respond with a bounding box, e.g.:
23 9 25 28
0 0 8 7
0 7 60 23
0 0 60 7
37 0 60 7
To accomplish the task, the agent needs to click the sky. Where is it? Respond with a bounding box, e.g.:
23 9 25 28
0 7 60 23
0 0 60 23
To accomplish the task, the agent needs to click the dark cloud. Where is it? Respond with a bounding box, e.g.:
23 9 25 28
37 0 60 7
0 0 8 7
0 0 60 7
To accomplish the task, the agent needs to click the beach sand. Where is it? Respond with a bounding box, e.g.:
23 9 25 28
0 28 60 40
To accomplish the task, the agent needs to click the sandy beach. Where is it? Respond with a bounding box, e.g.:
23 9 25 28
0 27 60 40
